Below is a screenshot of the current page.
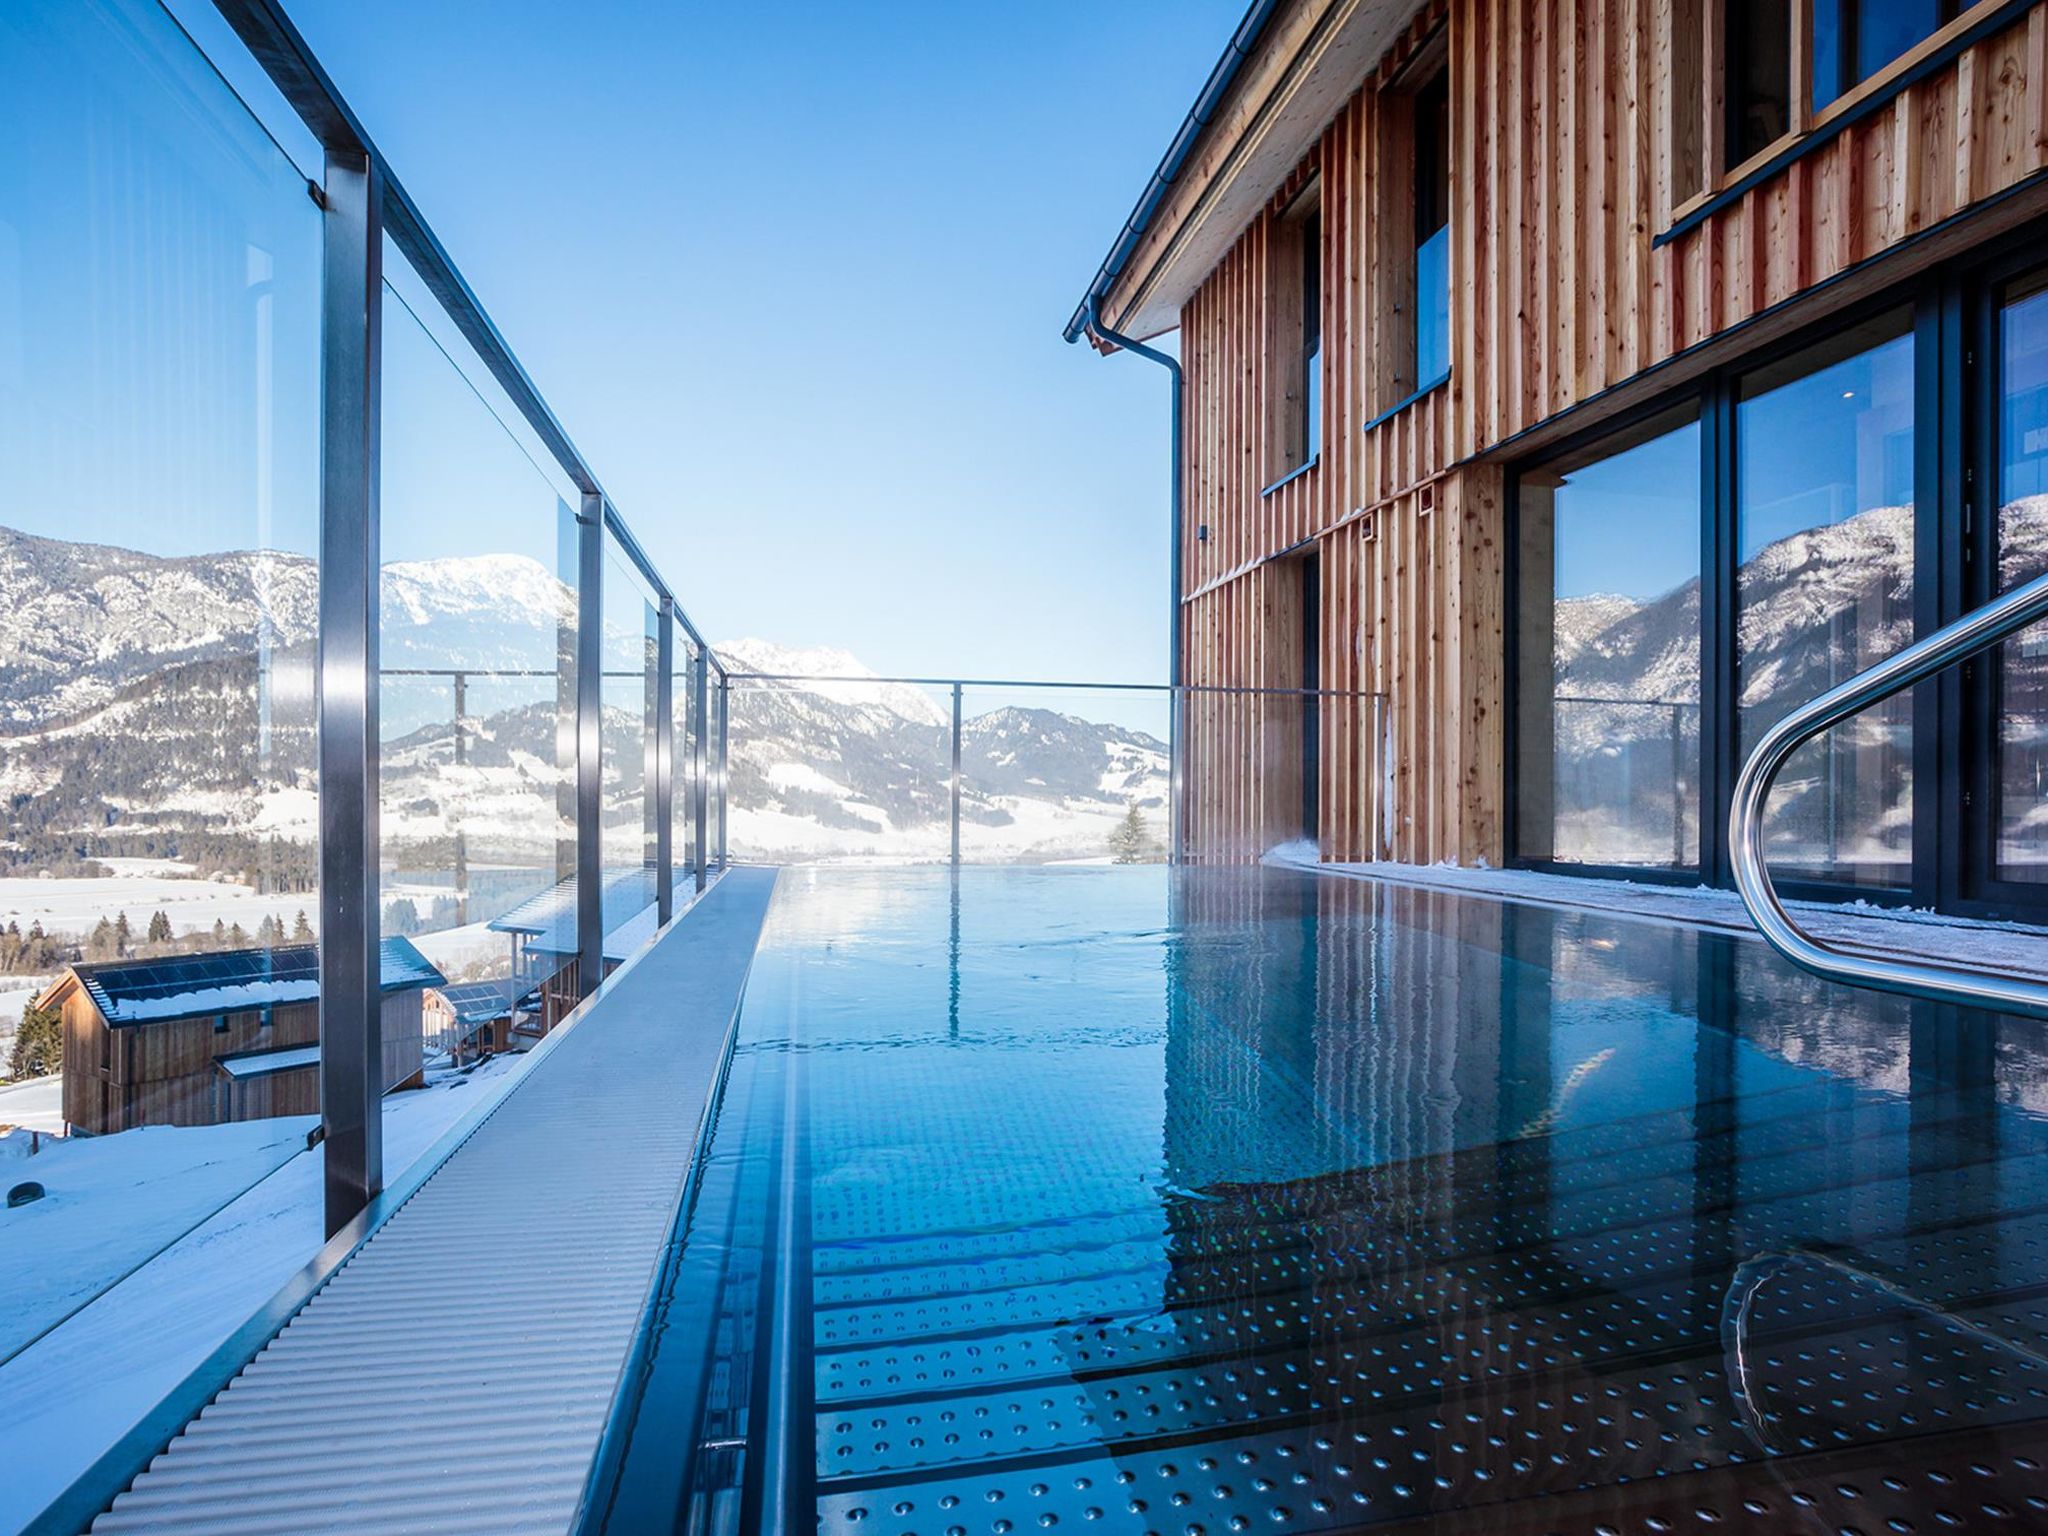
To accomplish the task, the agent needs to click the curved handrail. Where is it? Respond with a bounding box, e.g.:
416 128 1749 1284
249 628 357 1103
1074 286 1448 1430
1729 568 2048 1018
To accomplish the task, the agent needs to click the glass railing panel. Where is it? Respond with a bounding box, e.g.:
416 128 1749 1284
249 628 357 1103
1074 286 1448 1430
956 685 1172 865
671 634 705 891
378 262 580 1134
724 673 956 864
0 0 322 1501
602 536 659 948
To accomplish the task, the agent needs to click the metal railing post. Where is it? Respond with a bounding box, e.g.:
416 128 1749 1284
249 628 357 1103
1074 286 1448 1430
316 146 383 1238
575 496 605 1000
950 682 963 866
654 598 674 924
716 672 729 869
691 650 709 890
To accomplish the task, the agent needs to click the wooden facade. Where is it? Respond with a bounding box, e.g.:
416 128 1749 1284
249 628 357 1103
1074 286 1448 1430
51 984 426 1137
1099 0 2048 865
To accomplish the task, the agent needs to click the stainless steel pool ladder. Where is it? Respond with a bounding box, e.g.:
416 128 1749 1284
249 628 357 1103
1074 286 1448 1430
1729 569 2048 1019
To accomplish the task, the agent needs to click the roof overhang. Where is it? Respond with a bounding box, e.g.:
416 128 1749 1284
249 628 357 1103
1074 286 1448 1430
1066 0 1428 347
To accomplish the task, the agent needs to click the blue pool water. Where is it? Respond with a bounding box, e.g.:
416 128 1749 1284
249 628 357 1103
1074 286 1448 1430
591 864 2048 1534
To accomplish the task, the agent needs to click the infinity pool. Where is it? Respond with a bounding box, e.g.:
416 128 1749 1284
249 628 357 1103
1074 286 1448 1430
589 864 2048 1534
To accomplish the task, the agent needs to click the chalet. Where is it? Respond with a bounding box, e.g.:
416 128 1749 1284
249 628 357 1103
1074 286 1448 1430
1073 0 2048 920
41 939 444 1137
488 871 663 1033
422 977 525 1063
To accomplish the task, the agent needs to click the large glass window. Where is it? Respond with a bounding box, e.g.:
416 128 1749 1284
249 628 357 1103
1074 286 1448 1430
1996 274 2048 883
1736 312 1916 887
1516 411 1703 868
1812 0 1955 113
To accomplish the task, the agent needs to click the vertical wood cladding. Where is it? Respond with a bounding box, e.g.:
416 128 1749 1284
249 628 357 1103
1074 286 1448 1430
1177 0 2048 865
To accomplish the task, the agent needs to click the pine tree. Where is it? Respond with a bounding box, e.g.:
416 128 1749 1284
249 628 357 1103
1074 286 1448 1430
148 910 174 947
1108 802 1149 864
114 911 132 954
291 909 313 943
227 922 250 948
256 914 281 947
87 916 116 961
211 918 228 948
7 1002 60 1080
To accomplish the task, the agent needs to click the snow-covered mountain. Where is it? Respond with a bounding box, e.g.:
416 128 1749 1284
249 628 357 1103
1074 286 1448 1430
716 640 1168 862
0 533 1168 872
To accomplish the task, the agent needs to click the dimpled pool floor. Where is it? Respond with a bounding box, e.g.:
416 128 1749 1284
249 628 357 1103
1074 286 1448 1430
590 864 2048 1536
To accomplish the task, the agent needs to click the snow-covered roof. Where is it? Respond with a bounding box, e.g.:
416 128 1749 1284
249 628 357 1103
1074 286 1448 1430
488 871 660 963
430 977 522 1026
67 939 445 1028
214 1044 321 1080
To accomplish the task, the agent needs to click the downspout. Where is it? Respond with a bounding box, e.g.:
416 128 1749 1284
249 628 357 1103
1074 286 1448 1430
1081 294 1185 866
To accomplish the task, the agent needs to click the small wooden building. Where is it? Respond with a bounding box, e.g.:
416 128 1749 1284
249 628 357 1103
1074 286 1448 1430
43 938 444 1136
422 978 523 1063
488 871 661 1033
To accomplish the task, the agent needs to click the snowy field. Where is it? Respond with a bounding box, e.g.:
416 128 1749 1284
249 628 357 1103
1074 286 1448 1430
0 872 314 942
0 1073 61 1134
0 1053 531 1530
730 789 1148 866
0 1116 313 1362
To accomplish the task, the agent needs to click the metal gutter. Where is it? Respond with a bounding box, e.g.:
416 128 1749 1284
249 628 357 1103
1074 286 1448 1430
1060 0 1284 344
1080 296 1186 864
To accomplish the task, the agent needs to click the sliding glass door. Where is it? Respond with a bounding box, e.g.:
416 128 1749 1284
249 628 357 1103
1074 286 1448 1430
1734 312 1917 889
1512 231 2048 918
1993 274 2048 886
1515 410 1702 870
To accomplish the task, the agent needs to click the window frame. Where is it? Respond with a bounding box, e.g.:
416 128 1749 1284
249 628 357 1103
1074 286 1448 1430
1506 219 2048 923
1667 0 2014 231
1366 28 1452 420
1263 178 1324 490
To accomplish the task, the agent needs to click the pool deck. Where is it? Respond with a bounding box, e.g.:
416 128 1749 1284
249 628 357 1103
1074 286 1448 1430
35 866 777 1536
1272 851 2048 980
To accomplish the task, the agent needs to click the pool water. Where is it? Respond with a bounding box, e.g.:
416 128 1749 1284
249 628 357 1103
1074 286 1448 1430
593 865 2048 1534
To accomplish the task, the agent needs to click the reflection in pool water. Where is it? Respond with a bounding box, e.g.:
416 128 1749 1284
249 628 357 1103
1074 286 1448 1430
592 865 2048 1535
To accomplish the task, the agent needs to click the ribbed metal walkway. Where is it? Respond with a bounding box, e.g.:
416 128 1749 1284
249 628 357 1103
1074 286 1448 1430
87 868 777 1536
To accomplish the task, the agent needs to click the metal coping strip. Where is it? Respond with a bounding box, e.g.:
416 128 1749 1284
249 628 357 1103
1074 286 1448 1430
24 875 730 1536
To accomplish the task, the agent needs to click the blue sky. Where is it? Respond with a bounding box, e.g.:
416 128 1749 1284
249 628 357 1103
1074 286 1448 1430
278 0 1244 685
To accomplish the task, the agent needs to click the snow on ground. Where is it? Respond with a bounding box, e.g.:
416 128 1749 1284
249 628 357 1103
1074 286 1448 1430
0 874 313 941
0 1074 62 1134
0 1052 532 1531
1266 849 2048 977
0 1116 314 1362
92 857 198 879
732 786 1145 866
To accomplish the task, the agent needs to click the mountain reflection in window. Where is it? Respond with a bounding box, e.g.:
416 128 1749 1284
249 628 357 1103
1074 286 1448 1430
1736 311 1916 888
1516 409 1703 869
